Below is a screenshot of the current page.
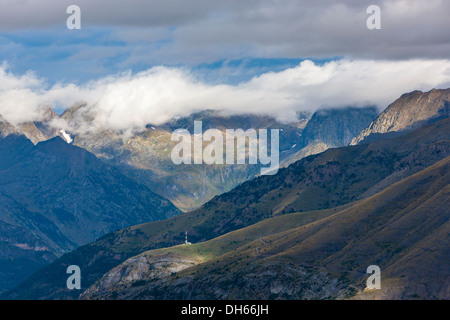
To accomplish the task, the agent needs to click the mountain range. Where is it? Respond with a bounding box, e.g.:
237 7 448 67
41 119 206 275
82 118 450 300
82 153 450 300
0 88 449 299
0 104 377 293
59 106 377 211
0 129 180 291
1 104 378 212
0 103 376 293
2 88 449 299
351 88 450 145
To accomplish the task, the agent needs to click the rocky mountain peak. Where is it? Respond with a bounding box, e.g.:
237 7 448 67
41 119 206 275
0 114 22 138
351 88 450 145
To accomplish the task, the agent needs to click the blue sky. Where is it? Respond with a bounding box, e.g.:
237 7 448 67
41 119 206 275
0 0 449 129
1 27 132 85
0 25 336 86
1 0 449 86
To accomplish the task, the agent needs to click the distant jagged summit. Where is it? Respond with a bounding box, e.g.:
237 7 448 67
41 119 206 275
300 106 378 147
0 106 69 144
282 106 378 166
351 88 450 145
0 114 22 138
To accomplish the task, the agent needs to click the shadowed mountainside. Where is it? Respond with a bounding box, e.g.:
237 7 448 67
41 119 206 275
0 132 180 292
4 117 449 300
83 155 449 299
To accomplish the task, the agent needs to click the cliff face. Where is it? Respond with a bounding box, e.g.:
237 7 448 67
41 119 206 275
282 106 378 166
351 89 450 145
301 107 378 147
0 114 22 138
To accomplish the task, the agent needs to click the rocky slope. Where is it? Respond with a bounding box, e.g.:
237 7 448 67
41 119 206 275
0 114 23 138
282 106 378 165
351 88 450 145
0 106 68 145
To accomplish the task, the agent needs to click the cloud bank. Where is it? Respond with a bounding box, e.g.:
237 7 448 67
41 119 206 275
1 0 450 84
1 59 450 134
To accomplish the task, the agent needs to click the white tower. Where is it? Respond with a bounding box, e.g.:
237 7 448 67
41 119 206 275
184 230 191 245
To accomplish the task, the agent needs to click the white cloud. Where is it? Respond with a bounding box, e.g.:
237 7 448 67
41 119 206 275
0 59 449 133
0 63 99 124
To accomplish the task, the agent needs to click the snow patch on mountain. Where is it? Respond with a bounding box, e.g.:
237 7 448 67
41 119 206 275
59 129 73 144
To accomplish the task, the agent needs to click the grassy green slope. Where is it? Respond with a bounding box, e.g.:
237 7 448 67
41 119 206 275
89 156 449 299
80 203 356 298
